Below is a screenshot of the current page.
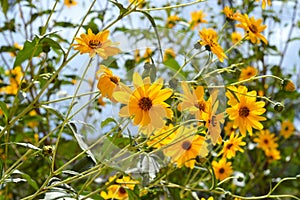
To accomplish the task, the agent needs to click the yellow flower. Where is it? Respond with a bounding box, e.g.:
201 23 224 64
97 65 120 101
100 175 139 200
189 10 207 30
1 66 24 95
64 0 77 7
97 95 106 107
231 32 243 44
212 158 233 181
236 14 268 44
143 47 153 63
129 0 145 8
222 6 240 21
202 100 225 145
220 133 246 159
239 66 257 81
256 0 271 9
282 79 296 92
28 110 38 128
223 121 237 136
253 129 278 151
147 124 177 148
265 148 281 162
201 197 214 200
163 126 208 169
73 28 121 58
134 49 141 63
163 48 176 62
226 86 266 136
9 42 23 57
280 120 295 139
166 15 180 28
113 72 173 129
177 81 210 121
198 28 227 62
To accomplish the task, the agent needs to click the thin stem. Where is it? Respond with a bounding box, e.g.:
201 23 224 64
142 0 206 11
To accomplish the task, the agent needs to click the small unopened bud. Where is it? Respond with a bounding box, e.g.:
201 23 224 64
274 102 284 112
282 79 296 92
194 42 202 49
169 78 178 89
42 145 54 156
296 174 300 181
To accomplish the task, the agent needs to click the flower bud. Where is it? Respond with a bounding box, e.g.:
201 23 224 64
194 42 202 50
274 102 284 112
42 145 54 156
281 79 296 92
169 78 178 89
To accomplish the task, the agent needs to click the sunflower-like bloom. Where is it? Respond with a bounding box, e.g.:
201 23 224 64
253 129 278 151
73 28 121 58
239 66 257 81
226 86 266 136
100 175 139 200
147 124 177 149
198 28 228 62
231 32 243 44
256 0 271 9
166 15 180 28
177 81 210 121
236 14 268 44
280 120 295 139
163 126 208 169
219 133 246 159
113 72 173 129
265 148 281 162
97 65 120 101
212 158 233 181
189 10 207 30
222 6 240 21
64 0 77 7
223 121 237 136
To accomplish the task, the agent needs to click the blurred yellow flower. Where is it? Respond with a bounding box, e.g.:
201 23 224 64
265 148 281 162
97 65 120 101
166 15 180 28
1 66 24 95
143 47 153 63
198 28 227 62
164 126 208 169
129 0 145 8
222 6 240 21
64 0 77 7
189 10 207 30
226 86 266 136
212 158 233 181
9 42 23 57
282 79 296 92
231 32 243 44
163 48 176 62
28 110 38 128
223 121 237 136
280 120 295 139
220 133 246 159
201 197 214 200
256 0 271 9
236 14 268 44
97 95 106 107
134 49 141 63
113 72 173 129
239 66 257 81
74 28 121 58
253 129 278 151
147 124 177 148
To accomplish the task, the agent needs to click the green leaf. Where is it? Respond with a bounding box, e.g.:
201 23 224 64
163 58 187 78
109 0 128 15
1 0 9 17
127 188 140 200
101 117 117 128
21 172 39 190
0 101 8 123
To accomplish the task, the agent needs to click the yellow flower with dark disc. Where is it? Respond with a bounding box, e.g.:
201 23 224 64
73 28 121 58
113 72 173 129
97 65 120 101
212 158 233 181
198 28 227 62
236 14 268 44
64 0 77 7
189 10 207 30
239 66 257 81
226 86 266 136
280 120 295 139
219 133 246 159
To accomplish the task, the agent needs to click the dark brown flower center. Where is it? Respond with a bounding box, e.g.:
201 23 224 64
263 139 269 144
226 143 233 150
249 24 258 33
118 187 126 194
219 168 225 174
239 106 250 117
89 40 102 49
182 141 192 150
284 126 289 131
196 101 206 111
110 76 119 85
138 97 152 111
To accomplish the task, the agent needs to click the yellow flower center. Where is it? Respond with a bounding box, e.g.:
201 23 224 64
138 97 152 111
89 40 102 49
182 141 192 150
248 24 258 34
219 167 225 174
239 106 250 117
109 76 119 85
